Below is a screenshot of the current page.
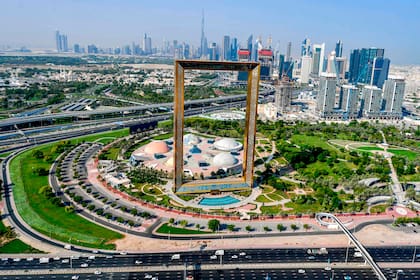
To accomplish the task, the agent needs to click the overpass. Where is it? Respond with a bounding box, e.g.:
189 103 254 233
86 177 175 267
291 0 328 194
315 213 387 280
0 89 274 130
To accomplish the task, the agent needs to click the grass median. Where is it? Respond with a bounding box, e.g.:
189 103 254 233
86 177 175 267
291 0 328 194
9 129 129 249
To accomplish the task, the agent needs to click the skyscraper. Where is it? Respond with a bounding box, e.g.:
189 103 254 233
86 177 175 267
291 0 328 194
335 40 343 57
301 38 311 56
311 43 325 76
300 56 312 84
340 85 359 119
247 35 253 58
361 85 382 118
143 33 152 55
55 30 68 52
369 57 390 88
200 10 207 59
316 72 337 117
258 49 274 80
230 37 238 61
275 80 293 115
222 35 231 61
382 76 405 118
286 42 292 62
348 48 386 86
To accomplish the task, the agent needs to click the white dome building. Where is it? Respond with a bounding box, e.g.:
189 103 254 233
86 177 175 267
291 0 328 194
213 152 238 167
214 138 243 152
183 134 200 145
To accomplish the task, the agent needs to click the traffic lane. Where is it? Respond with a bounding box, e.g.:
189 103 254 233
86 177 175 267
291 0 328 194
2 268 418 280
1 246 417 271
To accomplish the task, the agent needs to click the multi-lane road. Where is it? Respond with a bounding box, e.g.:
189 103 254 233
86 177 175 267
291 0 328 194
0 247 418 271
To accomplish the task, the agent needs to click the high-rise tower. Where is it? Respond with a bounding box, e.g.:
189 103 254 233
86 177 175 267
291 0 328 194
286 42 292 62
200 10 207 59
316 73 337 117
335 40 343 57
311 43 325 76
382 76 405 118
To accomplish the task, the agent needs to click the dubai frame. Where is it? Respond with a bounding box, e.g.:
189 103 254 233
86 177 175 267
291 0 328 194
173 60 261 194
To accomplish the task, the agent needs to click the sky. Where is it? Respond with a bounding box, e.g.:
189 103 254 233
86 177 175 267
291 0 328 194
1 0 419 65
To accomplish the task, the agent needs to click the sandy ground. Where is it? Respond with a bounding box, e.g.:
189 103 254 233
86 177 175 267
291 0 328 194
114 224 420 253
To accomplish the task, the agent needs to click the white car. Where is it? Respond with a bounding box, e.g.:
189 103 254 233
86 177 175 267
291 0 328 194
239 252 246 256
144 274 153 279
53 257 60 261
231 255 238 259
151 277 158 280
135 260 143 264
71 276 79 280
13 258 21 262
26 257 34 261
61 259 69 264
210 255 217 260
94 270 101 275
298 269 305 274
324 266 332 271
80 263 89 268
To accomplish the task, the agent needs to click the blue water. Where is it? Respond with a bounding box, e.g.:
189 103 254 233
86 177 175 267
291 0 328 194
199 196 240 206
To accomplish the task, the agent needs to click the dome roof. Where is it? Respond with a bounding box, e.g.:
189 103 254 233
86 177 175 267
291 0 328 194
213 152 238 167
144 141 170 154
184 134 200 145
214 138 243 152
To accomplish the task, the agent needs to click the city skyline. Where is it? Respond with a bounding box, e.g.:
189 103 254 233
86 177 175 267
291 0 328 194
0 0 419 65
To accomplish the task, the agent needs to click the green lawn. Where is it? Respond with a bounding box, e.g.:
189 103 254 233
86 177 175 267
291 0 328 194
388 149 418 160
0 217 7 233
290 135 342 154
0 239 44 254
9 130 127 249
357 146 384 152
370 204 388 214
256 195 272 203
152 133 173 140
156 223 211 234
102 147 120 160
266 193 285 201
0 151 12 158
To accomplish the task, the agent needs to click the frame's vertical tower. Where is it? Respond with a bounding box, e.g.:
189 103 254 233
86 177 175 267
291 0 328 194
173 60 260 193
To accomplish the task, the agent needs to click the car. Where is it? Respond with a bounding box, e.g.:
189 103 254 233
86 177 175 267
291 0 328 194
151 277 158 280
144 274 152 279
106 255 113 259
231 255 238 259
344 276 352 280
120 251 127 255
61 259 69 264
94 270 101 275
135 260 143 264
13 258 21 262
92 250 99 254
239 252 246 256
210 255 217 260
80 263 88 268
71 276 79 280
1 258 8 261
298 269 305 274
88 255 95 260
324 266 332 271
307 256 316 260
26 257 34 261
53 257 60 261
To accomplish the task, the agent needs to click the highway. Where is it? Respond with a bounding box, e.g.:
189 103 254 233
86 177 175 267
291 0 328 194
0 267 419 280
0 90 276 129
0 247 418 271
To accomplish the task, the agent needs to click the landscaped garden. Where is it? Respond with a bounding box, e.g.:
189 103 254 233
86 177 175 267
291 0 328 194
9 130 129 249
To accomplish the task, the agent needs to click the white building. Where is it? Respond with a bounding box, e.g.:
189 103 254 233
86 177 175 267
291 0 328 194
382 76 405 118
362 85 382 118
300 55 312 83
311 43 325 76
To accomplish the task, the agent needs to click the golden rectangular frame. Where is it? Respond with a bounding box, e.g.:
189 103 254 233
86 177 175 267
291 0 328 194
174 60 260 193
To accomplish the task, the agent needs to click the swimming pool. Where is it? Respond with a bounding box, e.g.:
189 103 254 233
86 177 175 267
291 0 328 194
199 196 240 206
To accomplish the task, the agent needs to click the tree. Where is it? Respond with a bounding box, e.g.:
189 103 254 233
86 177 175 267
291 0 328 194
303 224 311 231
195 224 200 230
291 224 298 231
245 225 253 232
207 219 220 232
227 224 235 232
277 224 286 231
180 220 188 228
168 218 175 225
406 187 416 200
32 150 44 159
263 226 271 232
